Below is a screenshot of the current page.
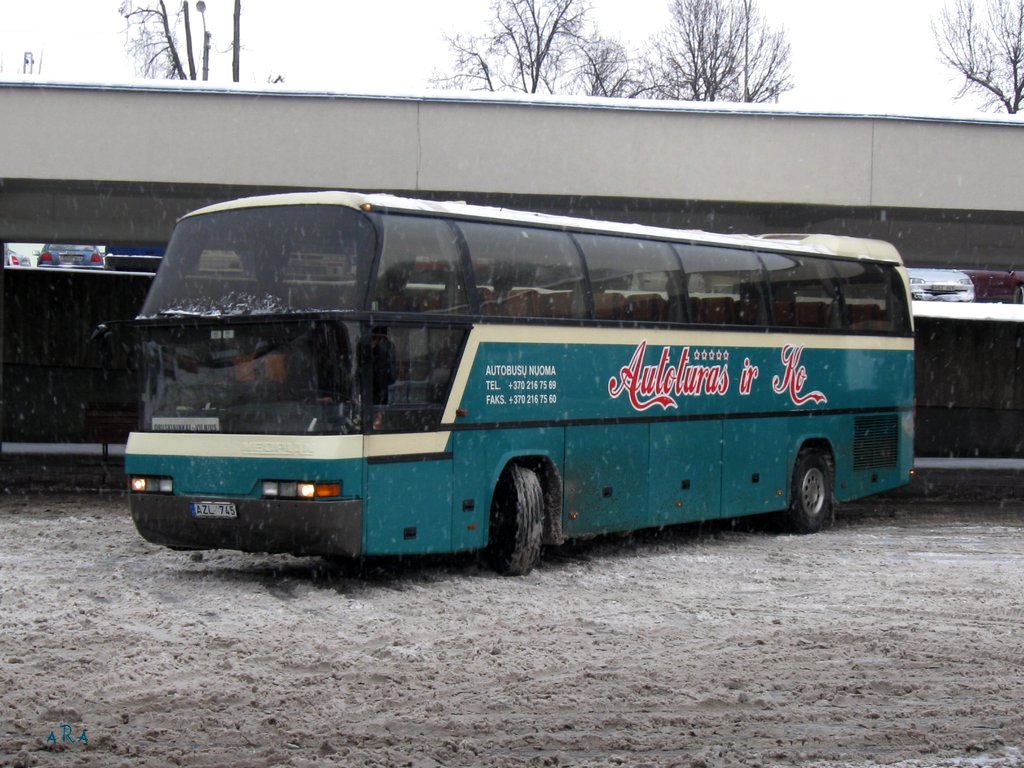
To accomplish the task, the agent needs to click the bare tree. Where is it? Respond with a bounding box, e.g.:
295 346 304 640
232 0 241 83
573 35 652 97
735 0 792 102
649 0 736 100
181 1 197 80
648 0 792 102
121 0 244 83
934 0 1024 113
120 0 190 79
433 0 592 94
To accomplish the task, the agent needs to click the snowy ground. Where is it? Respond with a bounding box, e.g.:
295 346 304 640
1 494 1022 768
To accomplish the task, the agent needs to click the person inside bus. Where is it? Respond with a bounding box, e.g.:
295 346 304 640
370 326 397 405
485 262 524 315
310 321 352 402
376 263 411 312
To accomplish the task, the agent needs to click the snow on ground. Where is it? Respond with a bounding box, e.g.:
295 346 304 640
1 495 1022 767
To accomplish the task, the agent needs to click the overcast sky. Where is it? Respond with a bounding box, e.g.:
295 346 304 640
0 0 986 116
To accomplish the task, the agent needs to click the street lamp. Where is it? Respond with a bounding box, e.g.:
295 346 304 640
196 0 210 81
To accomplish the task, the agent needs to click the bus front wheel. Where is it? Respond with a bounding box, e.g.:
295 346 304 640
787 449 833 534
487 464 544 576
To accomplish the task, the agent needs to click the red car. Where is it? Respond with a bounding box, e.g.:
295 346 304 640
963 270 1024 303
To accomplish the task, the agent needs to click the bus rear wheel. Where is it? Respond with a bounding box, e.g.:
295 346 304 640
487 464 544 576
786 449 833 534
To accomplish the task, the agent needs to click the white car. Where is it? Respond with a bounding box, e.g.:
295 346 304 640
908 268 975 302
3 245 32 268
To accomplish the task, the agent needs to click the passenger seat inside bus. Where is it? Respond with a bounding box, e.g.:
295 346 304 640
593 292 626 320
480 286 539 317
694 295 735 324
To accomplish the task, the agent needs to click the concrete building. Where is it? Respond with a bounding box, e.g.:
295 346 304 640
2 79 1024 267
2 80 1024 455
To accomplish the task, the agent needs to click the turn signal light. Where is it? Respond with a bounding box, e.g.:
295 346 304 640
314 483 341 498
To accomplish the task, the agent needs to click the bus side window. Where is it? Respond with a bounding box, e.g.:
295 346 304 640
374 216 468 314
368 325 467 432
759 252 841 329
676 244 767 327
573 234 683 323
459 222 587 319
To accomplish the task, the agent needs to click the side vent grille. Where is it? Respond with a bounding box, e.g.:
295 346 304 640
853 415 898 471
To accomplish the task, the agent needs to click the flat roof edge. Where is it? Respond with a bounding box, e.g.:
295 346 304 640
3 77 1024 127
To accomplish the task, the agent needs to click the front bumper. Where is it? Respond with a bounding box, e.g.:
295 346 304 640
912 290 974 302
129 494 363 557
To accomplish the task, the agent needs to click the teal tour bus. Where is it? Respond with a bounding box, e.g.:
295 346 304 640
125 191 914 575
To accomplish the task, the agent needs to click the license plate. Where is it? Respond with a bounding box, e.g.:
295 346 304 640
190 501 237 519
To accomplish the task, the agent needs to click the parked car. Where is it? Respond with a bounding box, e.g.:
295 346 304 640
37 244 104 269
962 269 1024 303
3 245 32 267
908 268 976 302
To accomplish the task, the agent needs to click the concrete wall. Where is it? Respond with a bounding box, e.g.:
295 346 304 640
3 83 1024 212
4 83 1024 270
2 81 1022 453
2 81 1024 211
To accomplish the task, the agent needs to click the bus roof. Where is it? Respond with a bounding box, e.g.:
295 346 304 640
185 190 904 265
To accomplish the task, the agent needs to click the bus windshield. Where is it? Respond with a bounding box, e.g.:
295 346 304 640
139 205 376 317
139 319 361 436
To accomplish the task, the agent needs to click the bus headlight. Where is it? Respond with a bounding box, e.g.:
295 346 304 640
262 480 341 499
130 476 173 494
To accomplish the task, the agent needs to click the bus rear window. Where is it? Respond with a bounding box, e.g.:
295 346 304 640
140 205 376 317
832 260 911 333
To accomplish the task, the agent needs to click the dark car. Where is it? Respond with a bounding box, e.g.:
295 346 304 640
37 244 104 269
962 269 1024 303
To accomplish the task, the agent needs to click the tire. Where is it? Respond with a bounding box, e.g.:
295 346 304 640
1014 286 1024 304
786 450 833 534
487 464 544 576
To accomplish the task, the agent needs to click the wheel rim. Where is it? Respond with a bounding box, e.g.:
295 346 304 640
800 467 826 517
